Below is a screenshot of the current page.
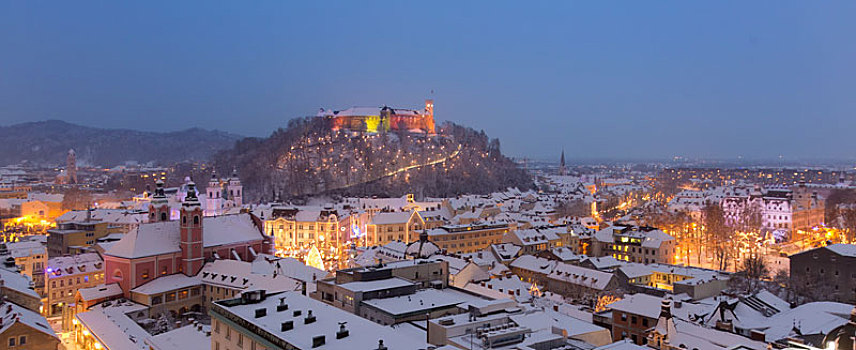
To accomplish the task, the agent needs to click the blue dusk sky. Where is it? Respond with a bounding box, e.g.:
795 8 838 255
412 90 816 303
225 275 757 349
1 1 854 160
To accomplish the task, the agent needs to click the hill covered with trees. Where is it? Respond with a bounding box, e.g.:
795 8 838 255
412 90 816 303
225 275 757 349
212 118 533 201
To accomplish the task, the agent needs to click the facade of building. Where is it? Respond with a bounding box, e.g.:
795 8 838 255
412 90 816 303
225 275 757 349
44 253 104 316
47 219 122 257
1 241 47 295
0 301 61 350
790 244 856 303
502 227 563 255
721 183 825 240
364 210 424 246
317 100 436 134
20 200 64 222
210 290 426 350
0 267 42 313
591 225 677 264
426 222 509 254
204 170 243 217
103 182 273 297
315 259 449 316
263 207 340 249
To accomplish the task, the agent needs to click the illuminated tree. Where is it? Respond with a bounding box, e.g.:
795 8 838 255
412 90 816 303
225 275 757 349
305 245 325 271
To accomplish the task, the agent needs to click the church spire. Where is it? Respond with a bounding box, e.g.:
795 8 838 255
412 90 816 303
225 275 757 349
559 149 567 176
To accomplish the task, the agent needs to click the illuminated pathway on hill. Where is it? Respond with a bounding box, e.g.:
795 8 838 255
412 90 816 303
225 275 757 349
335 144 462 190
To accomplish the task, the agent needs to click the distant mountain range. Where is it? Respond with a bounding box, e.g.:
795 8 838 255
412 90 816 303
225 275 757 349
0 120 241 167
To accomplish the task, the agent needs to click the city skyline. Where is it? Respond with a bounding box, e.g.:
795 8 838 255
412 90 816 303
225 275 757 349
2 1 855 160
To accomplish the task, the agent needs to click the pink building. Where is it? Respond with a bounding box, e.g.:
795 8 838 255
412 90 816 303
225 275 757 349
103 181 273 297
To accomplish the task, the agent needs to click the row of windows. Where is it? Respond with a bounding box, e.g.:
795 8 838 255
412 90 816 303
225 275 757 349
151 288 199 305
433 231 502 241
140 266 171 280
440 239 500 249
610 244 661 256
212 319 263 350
804 266 856 279
8 336 26 347
50 274 100 289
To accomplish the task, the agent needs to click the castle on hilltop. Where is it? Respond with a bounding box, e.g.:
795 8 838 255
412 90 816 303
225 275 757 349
316 99 435 134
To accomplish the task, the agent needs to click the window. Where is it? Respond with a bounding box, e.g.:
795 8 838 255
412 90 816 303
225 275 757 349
237 334 243 348
17 336 25 345
193 215 200 225
8 337 14 347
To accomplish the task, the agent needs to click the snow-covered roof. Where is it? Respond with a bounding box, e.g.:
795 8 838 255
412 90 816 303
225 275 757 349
370 211 414 225
581 256 624 270
75 300 150 350
105 213 265 259
77 283 123 301
337 277 414 293
550 247 584 262
547 263 614 291
823 243 856 257
594 225 675 248
491 243 521 260
212 291 427 349
405 239 441 258
0 267 39 299
199 259 302 294
5 240 46 258
27 192 63 203
0 301 58 340
57 209 147 225
251 255 327 285
47 253 102 278
130 274 200 295
509 255 557 275
146 324 211 350
360 289 467 316
754 301 853 344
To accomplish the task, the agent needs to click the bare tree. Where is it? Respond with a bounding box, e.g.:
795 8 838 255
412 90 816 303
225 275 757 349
740 252 769 294
556 199 590 218
61 188 93 211
703 204 731 270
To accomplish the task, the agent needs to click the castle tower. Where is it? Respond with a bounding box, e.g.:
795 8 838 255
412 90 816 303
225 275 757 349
180 181 204 276
67 149 78 184
228 169 243 208
424 99 435 133
206 170 222 215
148 179 171 222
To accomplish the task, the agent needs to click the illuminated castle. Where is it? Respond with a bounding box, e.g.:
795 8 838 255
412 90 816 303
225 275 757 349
316 99 435 134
